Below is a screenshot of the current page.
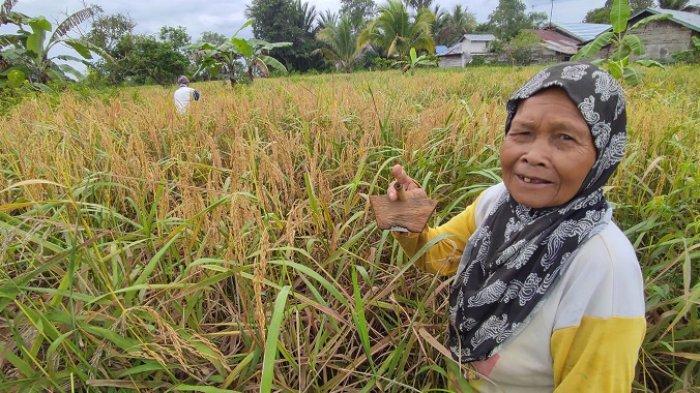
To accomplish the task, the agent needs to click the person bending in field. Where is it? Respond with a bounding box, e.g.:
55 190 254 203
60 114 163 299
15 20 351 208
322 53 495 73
388 62 645 392
173 75 201 114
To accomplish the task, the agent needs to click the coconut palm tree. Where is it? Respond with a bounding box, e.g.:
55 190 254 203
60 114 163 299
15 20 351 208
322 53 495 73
403 0 433 10
315 16 362 72
433 4 477 46
358 0 435 58
318 10 338 29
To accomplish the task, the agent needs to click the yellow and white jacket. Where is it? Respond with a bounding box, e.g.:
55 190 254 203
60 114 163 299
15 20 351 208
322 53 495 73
395 183 646 392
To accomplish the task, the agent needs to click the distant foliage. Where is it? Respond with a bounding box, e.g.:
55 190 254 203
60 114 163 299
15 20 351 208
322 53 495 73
340 0 376 31
358 0 435 58
504 30 540 65
246 0 325 72
487 0 548 41
84 13 135 53
105 34 191 85
314 16 363 72
658 0 690 9
432 5 477 46
585 0 655 23
194 20 291 85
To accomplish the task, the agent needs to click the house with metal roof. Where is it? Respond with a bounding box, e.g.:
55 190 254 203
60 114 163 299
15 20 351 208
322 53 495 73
530 28 580 61
551 22 612 43
600 7 700 60
437 34 497 68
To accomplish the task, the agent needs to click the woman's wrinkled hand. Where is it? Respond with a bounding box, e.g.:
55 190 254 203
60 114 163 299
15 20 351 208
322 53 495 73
387 164 427 201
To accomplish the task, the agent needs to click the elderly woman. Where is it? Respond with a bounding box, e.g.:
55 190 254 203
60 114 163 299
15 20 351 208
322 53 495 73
389 62 645 392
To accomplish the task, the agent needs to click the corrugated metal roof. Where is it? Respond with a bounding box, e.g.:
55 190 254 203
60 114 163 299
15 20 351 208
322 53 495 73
643 7 700 32
435 45 449 55
439 42 462 57
532 29 579 55
463 34 496 42
553 23 611 42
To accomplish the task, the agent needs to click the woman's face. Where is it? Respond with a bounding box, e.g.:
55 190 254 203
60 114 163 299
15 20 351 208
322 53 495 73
500 88 596 209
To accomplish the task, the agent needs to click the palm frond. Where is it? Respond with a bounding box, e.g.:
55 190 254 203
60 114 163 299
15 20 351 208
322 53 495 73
0 0 19 24
50 4 102 43
1 0 18 16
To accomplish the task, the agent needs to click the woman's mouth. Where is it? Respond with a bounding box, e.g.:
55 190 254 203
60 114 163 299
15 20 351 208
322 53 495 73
516 174 552 185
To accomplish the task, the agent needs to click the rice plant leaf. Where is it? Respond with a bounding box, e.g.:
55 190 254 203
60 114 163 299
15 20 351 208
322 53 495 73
116 361 168 378
1 179 66 193
659 352 700 361
79 322 139 352
269 260 348 307
260 285 291 393
170 385 240 393
128 232 182 303
45 329 75 361
352 265 373 368
0 343 34 377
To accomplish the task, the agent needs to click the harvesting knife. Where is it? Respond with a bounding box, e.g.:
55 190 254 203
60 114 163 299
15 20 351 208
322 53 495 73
369 182 438 233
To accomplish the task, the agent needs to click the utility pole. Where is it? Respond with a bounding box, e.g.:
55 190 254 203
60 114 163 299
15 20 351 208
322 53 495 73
549 0 554 27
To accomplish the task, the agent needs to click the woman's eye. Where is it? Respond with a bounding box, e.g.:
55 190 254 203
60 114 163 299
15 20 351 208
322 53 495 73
559 134 575 141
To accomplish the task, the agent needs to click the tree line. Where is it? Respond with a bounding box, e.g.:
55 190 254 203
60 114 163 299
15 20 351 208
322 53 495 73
2 0 694 91
1 0 551 89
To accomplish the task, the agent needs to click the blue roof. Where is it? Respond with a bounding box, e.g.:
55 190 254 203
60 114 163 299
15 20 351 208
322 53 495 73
435 45 449 55
553 22 611 42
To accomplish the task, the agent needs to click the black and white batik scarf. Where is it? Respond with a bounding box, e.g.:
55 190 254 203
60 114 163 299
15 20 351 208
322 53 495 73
448 62 628 363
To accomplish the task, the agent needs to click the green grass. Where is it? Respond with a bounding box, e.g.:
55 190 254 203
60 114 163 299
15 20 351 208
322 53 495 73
0 65 698 392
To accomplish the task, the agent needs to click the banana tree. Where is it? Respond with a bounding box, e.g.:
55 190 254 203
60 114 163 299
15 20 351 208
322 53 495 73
392 47 436 74
0 4 103 89
572 0 669 85
194 20 290 86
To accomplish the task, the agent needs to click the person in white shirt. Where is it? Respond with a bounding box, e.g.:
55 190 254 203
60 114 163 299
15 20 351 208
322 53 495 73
173 75 200 114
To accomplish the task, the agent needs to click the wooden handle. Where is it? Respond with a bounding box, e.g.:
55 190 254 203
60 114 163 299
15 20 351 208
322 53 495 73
394 182 406 201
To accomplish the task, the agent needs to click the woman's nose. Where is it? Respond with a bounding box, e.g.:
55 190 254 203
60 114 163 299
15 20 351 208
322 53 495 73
520 142 549 167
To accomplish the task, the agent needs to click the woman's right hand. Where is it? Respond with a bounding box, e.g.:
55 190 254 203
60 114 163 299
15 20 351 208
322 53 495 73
387 164 427 201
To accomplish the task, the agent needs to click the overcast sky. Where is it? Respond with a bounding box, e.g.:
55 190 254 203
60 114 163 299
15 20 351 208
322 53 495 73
9 0 610 41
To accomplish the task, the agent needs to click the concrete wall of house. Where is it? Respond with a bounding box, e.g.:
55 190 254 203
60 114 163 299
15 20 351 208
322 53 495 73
462 40 489 54
533 46 571 63
439 56 464 68
630 20 695 60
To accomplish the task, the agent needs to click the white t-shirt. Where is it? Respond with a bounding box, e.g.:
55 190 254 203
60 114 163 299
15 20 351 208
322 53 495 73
173 85 199 114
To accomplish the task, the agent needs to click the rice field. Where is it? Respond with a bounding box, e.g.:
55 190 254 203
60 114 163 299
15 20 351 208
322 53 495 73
0 65 698 392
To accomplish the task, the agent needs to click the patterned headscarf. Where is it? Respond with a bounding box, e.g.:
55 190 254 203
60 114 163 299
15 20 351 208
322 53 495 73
448 62 627 363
